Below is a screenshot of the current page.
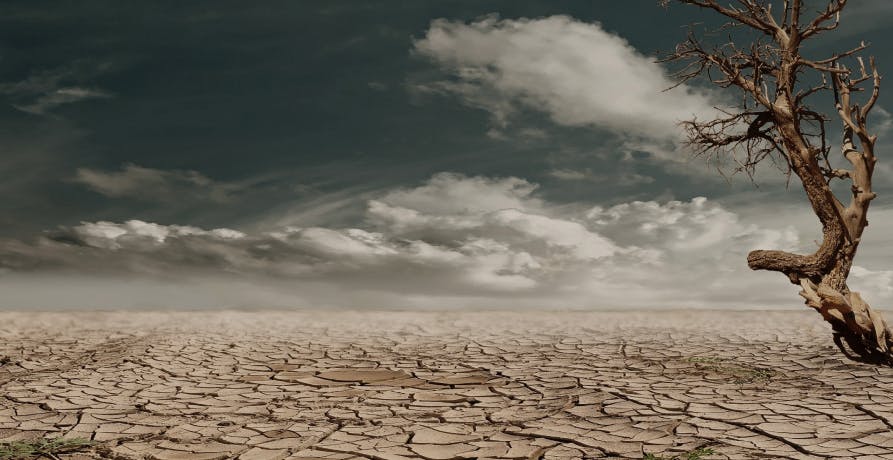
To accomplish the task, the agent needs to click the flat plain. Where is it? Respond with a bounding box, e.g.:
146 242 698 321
1 310 892 460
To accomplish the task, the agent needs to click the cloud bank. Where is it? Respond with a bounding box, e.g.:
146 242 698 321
0 172 837 309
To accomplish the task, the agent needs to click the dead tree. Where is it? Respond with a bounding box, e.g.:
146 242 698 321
661 0 892 364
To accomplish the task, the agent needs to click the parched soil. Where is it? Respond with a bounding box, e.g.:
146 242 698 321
1 310 892 460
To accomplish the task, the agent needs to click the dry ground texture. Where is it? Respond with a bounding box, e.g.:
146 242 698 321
1 311 893 460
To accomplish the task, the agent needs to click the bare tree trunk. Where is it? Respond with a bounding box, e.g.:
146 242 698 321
748 117 890 364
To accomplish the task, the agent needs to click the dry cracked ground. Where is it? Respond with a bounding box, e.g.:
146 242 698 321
1 310 893 460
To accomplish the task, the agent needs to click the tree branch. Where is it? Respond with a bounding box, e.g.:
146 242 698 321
801 0 847 40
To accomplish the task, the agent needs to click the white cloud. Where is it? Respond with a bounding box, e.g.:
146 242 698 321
412 15 718 140
376 172 543 215
850 265 893 299
0 172 841 309
874 107 893 137
585 197 800 252
74 220 245 250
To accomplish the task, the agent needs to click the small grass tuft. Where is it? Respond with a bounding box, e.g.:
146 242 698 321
687 356 775 384
731 367 775 384
0 437 95 459
644 447 716 460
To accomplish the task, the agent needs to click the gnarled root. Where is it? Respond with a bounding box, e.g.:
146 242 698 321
799 279 893 365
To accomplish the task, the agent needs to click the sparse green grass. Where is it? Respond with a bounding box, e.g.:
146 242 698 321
644 447 715 460
686 356 775 384
0 437 94 459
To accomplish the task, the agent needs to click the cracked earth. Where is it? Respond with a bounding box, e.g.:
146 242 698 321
1 310 893 459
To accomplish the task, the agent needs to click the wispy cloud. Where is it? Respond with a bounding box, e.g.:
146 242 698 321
13 87 112 115
548 168 655 186
0 61 115 115
73 164 238 203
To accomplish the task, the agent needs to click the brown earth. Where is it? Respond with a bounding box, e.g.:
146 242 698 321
1 310 892 459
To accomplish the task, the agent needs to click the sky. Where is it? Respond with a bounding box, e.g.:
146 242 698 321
1 1 893 310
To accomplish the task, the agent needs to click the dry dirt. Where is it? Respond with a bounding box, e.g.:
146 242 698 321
1 310 893 460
